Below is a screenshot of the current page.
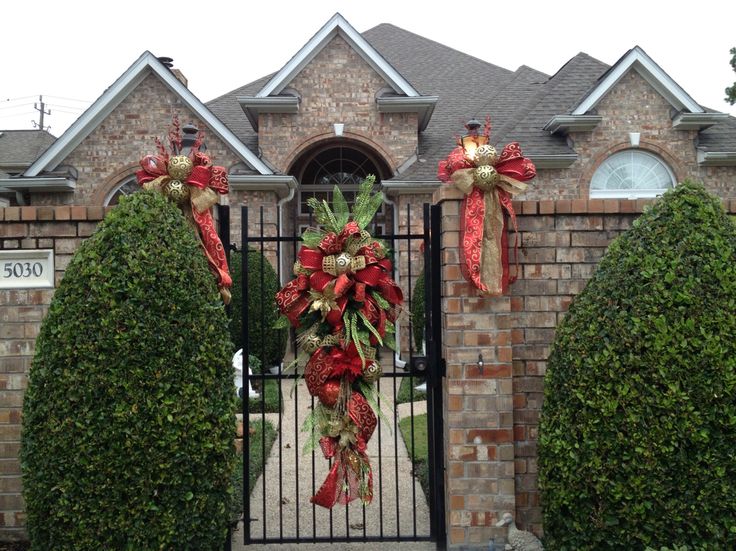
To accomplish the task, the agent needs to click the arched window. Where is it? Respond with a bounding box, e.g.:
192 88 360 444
590 150 675 199
104 175 139 206
292 142 391 234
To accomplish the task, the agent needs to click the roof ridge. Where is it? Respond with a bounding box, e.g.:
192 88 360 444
363 23 514 76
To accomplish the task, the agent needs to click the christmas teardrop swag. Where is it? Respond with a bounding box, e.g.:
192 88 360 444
275 176 403 508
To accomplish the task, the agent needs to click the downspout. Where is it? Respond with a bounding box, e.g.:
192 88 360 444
277 179 297 284
382 192 407 370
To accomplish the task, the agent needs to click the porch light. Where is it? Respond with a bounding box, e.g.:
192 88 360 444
461 119 488 161
181 123 206 153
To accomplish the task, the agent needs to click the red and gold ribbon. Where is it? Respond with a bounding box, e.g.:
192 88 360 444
136 149 232 303
438 138 535 295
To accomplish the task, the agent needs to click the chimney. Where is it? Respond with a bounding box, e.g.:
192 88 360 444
171 69 188 88
157 56 188 88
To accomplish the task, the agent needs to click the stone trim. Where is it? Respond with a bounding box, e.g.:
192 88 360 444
0 206 110 223
510 197 736 215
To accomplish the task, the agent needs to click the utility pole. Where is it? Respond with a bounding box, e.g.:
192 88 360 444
33 95 51 131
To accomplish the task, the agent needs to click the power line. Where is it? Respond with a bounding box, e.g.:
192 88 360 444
44 94 91 104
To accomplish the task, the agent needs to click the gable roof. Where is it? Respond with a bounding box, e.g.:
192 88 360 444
0 130 56 170
572 46 703 115
25 51 271 177
257 13 421 99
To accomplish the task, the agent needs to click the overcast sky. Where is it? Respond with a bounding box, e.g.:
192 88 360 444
2 0 735 137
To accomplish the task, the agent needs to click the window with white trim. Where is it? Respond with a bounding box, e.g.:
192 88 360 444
104 175 139 206
590 150 675 199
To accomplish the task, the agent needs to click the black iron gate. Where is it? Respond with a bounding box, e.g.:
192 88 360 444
222 202 444 547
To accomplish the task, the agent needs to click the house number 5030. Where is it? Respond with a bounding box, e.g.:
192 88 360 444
0 250 54 289
3 262 44 278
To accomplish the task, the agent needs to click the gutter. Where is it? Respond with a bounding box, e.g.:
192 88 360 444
0 177 76 193
697 150 736 166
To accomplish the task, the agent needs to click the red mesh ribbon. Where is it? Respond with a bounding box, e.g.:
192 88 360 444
311 392 376 508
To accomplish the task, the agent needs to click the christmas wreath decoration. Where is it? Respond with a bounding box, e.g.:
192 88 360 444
438 117 536 295
135 117 232 303
275 176 403 508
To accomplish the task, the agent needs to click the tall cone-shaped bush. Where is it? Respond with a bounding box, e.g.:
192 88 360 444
539 181 736 549
22 190 235 550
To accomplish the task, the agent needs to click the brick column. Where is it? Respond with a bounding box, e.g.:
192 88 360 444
435 187 515 549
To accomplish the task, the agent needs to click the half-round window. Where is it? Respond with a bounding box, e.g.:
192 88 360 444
590 150 675 199
104 175 139 206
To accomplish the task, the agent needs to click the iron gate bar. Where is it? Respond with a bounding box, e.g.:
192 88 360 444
240 203 443 546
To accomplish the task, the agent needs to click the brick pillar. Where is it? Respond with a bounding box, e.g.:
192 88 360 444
435 187 515 549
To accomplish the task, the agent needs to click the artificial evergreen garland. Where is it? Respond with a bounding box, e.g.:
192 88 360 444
275 176 403 508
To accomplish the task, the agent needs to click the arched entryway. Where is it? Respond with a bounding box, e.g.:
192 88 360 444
287 139 393 237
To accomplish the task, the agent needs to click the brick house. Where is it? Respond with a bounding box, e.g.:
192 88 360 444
1 12 735 546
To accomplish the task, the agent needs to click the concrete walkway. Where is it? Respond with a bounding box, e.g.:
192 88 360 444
231 372 432 549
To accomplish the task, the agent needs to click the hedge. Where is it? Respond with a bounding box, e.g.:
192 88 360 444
22 191 235 550
539 181 736 550
229 249 287 369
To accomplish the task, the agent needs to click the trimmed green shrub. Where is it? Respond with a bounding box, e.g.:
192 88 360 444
229 249 287 369
539 182 736 550
411 271 426 352
21 191 235 550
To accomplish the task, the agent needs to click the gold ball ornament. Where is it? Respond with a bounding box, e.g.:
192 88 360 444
475 144 499 167
362 361 382 383
474 165 499 187
335 252 352 274
167 155 194 181
302 334 323 354
163 179 190 203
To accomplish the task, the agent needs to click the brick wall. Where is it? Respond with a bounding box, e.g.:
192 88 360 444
436 187 736 549
0 206 106 540
258 35 418 174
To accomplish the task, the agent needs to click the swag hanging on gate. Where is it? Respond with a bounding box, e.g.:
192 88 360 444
275 176 403 508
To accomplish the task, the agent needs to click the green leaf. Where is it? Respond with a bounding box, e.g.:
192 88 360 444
332 186 350 228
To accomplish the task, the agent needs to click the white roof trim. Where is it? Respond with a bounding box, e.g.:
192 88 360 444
25 51 272 177
572 46 703 116
256 13 420 99
0 177 76 192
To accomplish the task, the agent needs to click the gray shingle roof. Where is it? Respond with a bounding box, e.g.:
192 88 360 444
0 130 56 171
207 23 736 181
496 53 610 156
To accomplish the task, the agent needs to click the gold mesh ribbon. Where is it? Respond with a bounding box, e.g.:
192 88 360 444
451 168 527 295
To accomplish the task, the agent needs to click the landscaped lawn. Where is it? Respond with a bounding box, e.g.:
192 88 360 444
236 378 283 413
398 413 428 497
230 419 278 525
395 375 426 404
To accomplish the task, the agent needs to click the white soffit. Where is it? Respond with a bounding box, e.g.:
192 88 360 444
25 52 272 177
572 46 703 116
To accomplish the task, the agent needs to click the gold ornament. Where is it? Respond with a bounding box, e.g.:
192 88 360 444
167 155 194 181
362 361 382 383
335 252 352 274
475 165 499 187
302 334 322 354
475 144 499 167
163 179 190 203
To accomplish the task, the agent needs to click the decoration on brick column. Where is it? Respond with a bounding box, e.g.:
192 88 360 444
275 176 403 508
135 117 232 303
438 117 536 295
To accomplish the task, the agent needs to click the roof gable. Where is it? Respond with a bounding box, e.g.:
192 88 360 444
256 13 420 98
25 52 271 177
572 46 703 115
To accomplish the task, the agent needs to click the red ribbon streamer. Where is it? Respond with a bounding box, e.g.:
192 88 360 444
136 153 232 294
